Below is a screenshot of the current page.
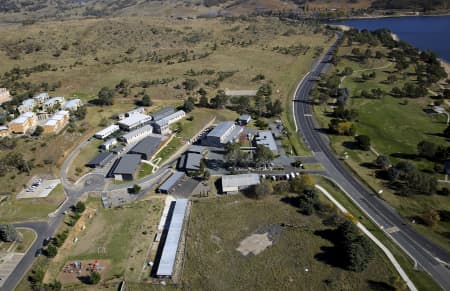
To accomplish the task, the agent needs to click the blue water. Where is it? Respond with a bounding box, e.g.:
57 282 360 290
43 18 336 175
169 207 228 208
333 15 450 62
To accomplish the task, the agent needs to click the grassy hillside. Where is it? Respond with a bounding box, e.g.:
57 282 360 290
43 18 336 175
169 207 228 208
0 0 300 23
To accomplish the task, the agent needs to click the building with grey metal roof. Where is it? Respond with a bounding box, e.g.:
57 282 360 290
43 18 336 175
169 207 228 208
177 152 202 172
152 110 186 134
254 131 278 153
151 107 175 121
221 173 260 194
158 171 186 194
86 152 115 168
128 135 164 160
156 198 188 278
110 154 141 180
202 121 243 147
120 125 153 144
188 145 208 155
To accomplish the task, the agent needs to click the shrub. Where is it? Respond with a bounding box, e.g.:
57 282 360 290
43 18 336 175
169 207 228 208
88 271 101 285
355 135 371 151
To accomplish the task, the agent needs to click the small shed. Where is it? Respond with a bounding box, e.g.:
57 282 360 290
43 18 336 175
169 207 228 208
238 114 251 125
86 152 115 168
158 171 186 194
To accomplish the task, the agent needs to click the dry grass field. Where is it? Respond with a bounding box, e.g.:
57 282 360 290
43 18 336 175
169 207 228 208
180 194 395 291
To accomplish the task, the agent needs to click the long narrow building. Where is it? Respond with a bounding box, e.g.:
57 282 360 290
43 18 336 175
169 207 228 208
156 198 189 278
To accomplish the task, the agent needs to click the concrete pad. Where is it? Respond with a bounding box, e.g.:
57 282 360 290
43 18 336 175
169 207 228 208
17 179 60 199
237 232 273 256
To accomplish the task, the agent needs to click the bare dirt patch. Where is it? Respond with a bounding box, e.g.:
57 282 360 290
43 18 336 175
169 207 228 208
236 224 282 256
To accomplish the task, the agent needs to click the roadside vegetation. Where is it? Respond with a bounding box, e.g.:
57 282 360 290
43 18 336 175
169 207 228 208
312 28 450 251
314 176 442 291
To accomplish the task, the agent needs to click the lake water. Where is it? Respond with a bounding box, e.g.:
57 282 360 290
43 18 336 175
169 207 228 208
332 15 450 62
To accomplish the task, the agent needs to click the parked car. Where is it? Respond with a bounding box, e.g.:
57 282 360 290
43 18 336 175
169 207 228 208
43 237 52 246
35 248 42 257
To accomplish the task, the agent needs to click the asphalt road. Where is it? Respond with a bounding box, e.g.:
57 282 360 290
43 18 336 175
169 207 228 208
293 34 450 290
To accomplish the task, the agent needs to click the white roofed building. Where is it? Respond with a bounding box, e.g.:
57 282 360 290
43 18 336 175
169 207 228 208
100 138 118 151
43 110 70 134
33 92 49 104
62 99 83 111
94 124 120 139
221 173 260 194
43 97 65 110
126 107 145 116
18 98 36 113
117 113 152 131
9 112 37 134
0 88 11 105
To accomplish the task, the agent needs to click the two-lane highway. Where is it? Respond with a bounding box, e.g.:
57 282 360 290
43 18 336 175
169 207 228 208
293 35 450 290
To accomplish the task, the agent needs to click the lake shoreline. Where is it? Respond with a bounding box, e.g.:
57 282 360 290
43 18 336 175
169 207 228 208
440 59 450 79
331 15 450 63
331 12 450 22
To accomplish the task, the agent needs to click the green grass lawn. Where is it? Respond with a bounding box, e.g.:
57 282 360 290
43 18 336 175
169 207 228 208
0 183 66 223
138 163 154 178
314 176 442 291
154 136 183 164
181 194 395 291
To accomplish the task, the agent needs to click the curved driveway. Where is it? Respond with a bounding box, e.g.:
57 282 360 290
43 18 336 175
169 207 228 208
293 34 450 290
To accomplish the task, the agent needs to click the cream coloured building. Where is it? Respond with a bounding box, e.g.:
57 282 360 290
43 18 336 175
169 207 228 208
9 112 37 134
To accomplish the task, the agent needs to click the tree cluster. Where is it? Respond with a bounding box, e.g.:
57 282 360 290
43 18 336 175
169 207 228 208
92 87 115 106
0 224 18 242
385 161 437 195
335 221 375 272
224 142 274 168
328 119 355 136
417 140 450 173
355 135 371 151
0 152 33 177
